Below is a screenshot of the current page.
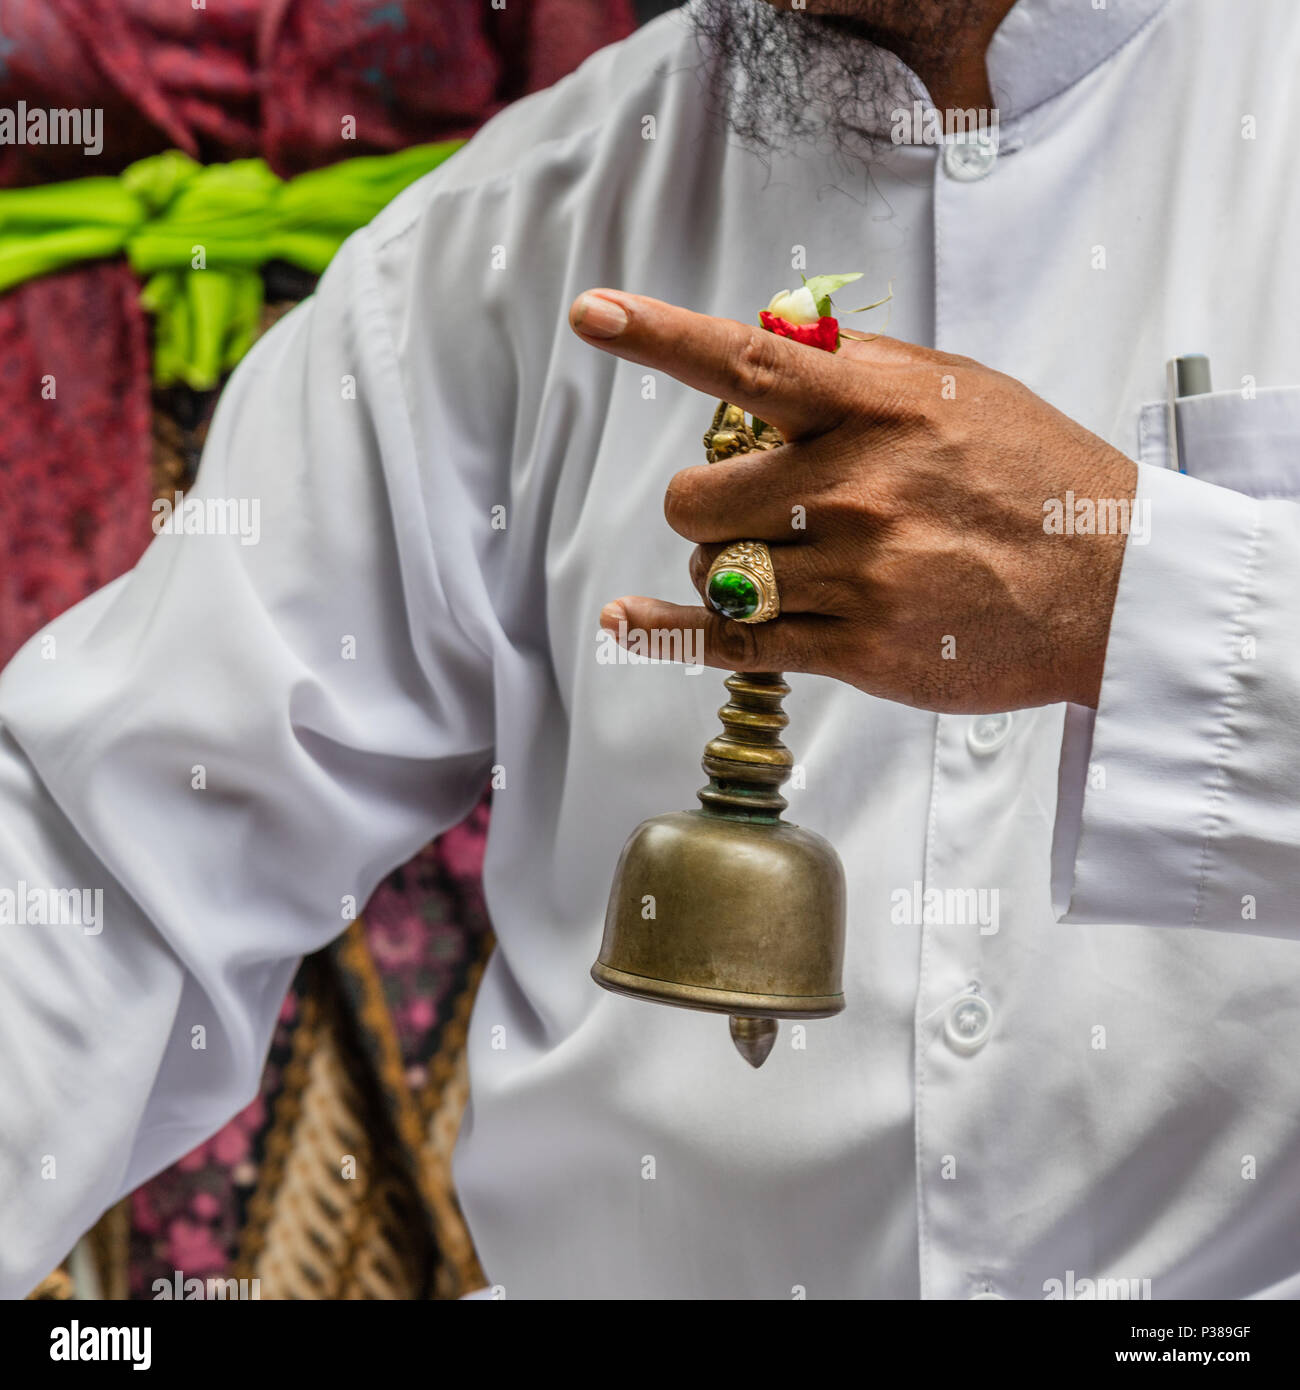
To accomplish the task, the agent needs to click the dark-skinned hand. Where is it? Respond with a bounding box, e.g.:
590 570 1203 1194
570 288 1137 713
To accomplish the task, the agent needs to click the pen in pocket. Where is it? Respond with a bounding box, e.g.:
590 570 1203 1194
1166 354 1211 472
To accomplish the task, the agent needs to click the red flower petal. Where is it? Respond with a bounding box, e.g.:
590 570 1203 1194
759 311 841 352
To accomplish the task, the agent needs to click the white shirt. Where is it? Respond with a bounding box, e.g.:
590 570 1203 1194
3 0 1300 1300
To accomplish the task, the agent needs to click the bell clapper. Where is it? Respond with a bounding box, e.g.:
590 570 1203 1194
729 1016 779 1069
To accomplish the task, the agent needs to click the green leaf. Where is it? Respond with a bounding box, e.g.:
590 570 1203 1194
801 271 863 317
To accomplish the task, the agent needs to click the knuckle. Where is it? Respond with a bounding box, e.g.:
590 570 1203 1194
815 574 860 617
663 468 701 534
783 546 841 610
724 328 786 402
798 624 841 677
688 546 713 595
934 349 980 371
819 477 899 538
711 613 762 668
886 378 935 429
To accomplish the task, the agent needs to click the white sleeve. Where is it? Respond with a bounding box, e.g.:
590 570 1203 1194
1052 459 1300 937
0 226 496 1298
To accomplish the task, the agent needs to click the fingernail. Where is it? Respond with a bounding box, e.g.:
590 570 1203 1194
600 601 627 632
573 294 628 339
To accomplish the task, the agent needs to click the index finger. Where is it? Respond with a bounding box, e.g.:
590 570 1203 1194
568 288 857 441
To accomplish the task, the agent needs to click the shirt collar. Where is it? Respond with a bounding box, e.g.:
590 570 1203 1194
985 0 1172 122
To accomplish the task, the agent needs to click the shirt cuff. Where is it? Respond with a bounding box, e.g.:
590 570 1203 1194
1052 462 1262 926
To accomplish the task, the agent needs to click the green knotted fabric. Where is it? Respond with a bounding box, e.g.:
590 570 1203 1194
0 141 463 389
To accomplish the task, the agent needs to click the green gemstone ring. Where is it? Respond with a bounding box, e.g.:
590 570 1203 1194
705 540 780 624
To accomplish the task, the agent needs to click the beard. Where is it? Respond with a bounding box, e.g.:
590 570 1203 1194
685 0 972 158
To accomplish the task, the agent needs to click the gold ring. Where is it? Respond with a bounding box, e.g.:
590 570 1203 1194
706 541 780 624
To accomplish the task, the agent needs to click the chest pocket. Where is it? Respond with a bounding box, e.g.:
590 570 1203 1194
1138 385 1300 498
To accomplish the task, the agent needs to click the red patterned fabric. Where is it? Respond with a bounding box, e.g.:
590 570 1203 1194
0 262 152 667
0 0 636 183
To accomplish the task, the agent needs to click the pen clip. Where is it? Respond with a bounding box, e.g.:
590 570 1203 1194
1166 354 1211 472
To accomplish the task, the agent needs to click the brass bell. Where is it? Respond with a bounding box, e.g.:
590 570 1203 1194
594 664 846 1066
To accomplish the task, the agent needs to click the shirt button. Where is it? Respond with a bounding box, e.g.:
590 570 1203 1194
945 994 993 1054
943 135 998 181
966 712 1013 755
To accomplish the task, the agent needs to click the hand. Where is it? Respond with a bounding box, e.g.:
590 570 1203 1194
570 289 1137 713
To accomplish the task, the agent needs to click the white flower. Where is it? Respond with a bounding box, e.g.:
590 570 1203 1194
765 285 820 324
